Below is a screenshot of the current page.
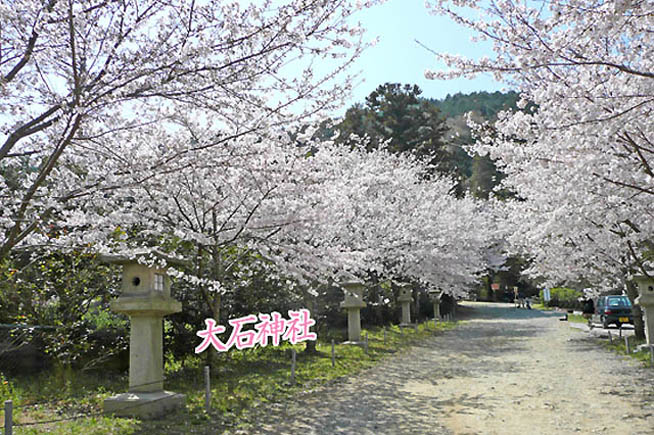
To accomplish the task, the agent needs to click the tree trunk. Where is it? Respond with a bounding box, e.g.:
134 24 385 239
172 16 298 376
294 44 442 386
304 340 318 354
209 243 224 369
625 280 646 340
207 294 225 368
303 286 320 354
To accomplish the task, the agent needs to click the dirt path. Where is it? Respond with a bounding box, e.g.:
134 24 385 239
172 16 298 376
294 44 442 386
229 302 654 434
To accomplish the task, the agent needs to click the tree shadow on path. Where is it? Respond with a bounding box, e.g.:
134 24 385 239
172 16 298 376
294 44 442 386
227 303 561 435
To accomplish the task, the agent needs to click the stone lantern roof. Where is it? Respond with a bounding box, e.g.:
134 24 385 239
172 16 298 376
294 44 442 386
339 277 366 310
398 283 413 303
100 249 183 316
634 273 654 306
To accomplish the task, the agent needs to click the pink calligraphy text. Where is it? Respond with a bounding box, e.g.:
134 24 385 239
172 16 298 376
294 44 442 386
195 309 317 353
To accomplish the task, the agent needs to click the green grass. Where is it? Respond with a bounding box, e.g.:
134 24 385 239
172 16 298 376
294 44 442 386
531 303 554 311
603 334 654 367
571 320 654 369
2 319 458 434
567 313 587 324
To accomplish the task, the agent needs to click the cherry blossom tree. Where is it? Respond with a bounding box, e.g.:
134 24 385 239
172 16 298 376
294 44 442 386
0 0 380 260
279 138 497 296
1 1 506 336
425 0 652 335
65 121 496 322
425 0 653 274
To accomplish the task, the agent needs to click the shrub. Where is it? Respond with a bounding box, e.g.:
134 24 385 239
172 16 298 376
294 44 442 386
540 287 582 309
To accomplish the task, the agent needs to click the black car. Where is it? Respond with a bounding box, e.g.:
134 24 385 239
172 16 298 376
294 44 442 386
594 295 633 328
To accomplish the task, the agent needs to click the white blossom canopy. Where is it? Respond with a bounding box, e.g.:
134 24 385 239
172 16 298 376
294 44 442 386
0 0 380 258
425 0 654 286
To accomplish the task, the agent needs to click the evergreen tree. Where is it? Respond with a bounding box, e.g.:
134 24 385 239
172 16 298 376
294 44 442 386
469 154 499 200
335 83 453 176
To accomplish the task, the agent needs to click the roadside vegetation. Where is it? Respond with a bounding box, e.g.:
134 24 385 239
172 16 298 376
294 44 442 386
604 335 654 368
1 321 457 434
566 313 587 324
538 288 583 310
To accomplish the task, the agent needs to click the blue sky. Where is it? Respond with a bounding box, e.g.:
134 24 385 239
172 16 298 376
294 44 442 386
342 0 507 110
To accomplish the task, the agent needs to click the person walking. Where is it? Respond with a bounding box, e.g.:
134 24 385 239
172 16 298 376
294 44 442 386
582 297 595 328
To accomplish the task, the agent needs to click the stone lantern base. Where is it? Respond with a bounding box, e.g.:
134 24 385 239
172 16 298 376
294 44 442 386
429 290 442 321
104 391 185 419
340 279 367 343
348 307 362 343
398 290 413 326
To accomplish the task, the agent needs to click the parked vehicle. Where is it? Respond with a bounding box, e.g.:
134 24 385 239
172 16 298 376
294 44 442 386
593 295 633 329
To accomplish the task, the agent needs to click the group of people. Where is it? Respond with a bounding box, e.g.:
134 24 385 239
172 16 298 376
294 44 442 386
510 288 597 325
513 288 532 309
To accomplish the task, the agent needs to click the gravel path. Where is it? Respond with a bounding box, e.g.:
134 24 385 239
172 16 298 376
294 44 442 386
229 302 654 434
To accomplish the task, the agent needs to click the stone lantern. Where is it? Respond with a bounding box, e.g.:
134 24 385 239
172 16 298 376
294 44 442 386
340 280 366 343
398 284 413 326
634 275 654 345
102 251 185 419
429 288 442 320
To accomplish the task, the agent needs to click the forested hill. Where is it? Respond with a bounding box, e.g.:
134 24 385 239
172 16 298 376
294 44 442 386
428 91 519 120
329 84 520 198
426 90 520 199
